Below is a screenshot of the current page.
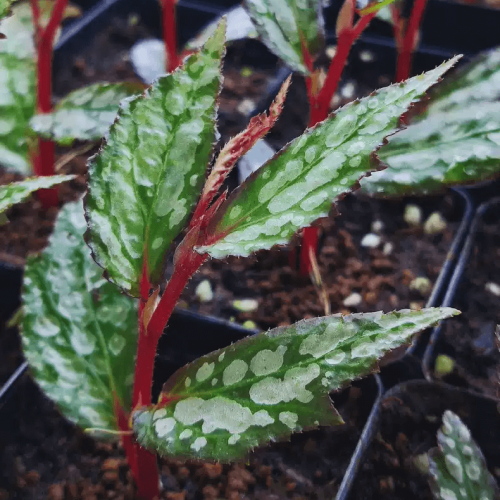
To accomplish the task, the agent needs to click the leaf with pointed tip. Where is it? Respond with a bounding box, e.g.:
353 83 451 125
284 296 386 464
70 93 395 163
244 0 325 74
85 22 226 297
29 82 144 145
426 47 500 114
361 102 500 196
132 307 458 461
198 58 459 259
0 53 35 173
358 0 398 15
0 0 14 22
428 411 499 500
21 200 138 435
0 175 74 224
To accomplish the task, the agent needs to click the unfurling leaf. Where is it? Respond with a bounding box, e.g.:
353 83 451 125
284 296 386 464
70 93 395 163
361 102 500 196
0 53 35 173
426 47 500 114
29 82 145 145
21 201 138 435
0 175 74 224
198 57 459 259
244 0 325 74
428 411 499 500
85 21 226 296
132 308 458 461
196 75 290 217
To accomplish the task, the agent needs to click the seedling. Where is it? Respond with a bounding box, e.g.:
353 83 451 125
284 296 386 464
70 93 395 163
20 21 463 500
428 411 499 500
0 1 142 207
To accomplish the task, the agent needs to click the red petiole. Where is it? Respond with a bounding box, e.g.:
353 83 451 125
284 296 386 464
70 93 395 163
394 0 429 82
298 1 376 275
29 0 69 208
160 0 181 72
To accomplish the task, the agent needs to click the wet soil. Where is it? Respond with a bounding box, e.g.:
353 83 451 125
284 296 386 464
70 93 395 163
435 203 500 398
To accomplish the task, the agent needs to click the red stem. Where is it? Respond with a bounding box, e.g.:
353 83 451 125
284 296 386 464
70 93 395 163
298 12 375 275
161 0 181 72
395 0 429 82
30 0 69 208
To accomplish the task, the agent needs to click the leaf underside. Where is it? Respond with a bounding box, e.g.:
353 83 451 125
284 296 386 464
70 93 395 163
29 82 145 145
133 307 458 462
198 57 459 260
21 201 138 435
244 0 325 74
0 175 74 223
85 22 226 296
428 411 499 500
361 101 500 196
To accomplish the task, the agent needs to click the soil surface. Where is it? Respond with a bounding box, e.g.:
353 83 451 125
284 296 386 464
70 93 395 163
436 202 500 398
0 12 478 500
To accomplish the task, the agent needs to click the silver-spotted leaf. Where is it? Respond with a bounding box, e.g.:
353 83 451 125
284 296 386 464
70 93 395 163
85 21 226 296
29 82 144 145
427 47 500 114
244 0 325 74
0 53 35 173
21 201 138 434
133 307 458 461
0 175 74 224
361 102 500 196
428 411 499 500
199 57 459 259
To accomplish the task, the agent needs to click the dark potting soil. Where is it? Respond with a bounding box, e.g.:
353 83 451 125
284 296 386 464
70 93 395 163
436 207 500 398
0 14 471 500
349 382 500 500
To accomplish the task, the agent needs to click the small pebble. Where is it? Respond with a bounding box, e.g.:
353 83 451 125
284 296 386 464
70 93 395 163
341 82 355 99
409 276 432 296
413 454 430 474
435 354 455 377
361 233 381 248
383 242 393 255
326 45 337 59
409 301 422 310
237 98 256 116
343 292 362 307
404 204 422 227
424 212 446 234
371 220 384 233
243 320 257 330
485 282 500 297
232 299 259 312
195 280 213 302
359 50 374 62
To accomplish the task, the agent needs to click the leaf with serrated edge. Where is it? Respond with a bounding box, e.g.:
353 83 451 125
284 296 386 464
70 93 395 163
244 0 325 74
21 200 138 435
132 308 458 461
427 47 500 114
85 21 226 296
0 53 35 173
29 82 144 145
0 175 74 223
198 57 459 259
361 102 500 196
428 411 499 500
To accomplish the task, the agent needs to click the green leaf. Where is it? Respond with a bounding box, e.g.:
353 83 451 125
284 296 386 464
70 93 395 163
358 0 398 16
361 102 500 196
29 82 144 145
85 21 226 296
244 0 325 74
132 307 459 461
0 175 74 224
428 411 499 500
0 52 35 173
199 57 459 259
426 47 500 114
21 200 138 434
